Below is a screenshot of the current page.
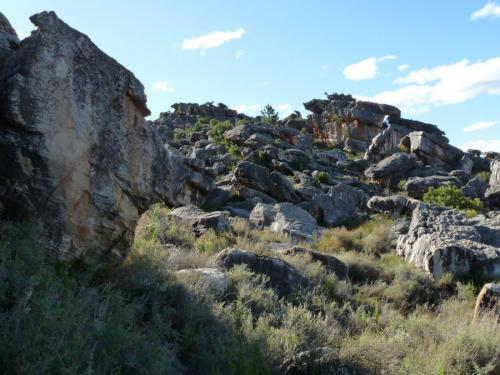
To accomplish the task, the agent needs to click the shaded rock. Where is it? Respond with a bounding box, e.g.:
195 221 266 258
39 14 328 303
404 175 462 199
0 12 210 261
396 204 500 278
234 161 299 203
485 159 500 208
285 149 310 169
364 153 417 188
250 202 323 241
281 246 349 281
317 149 347 164
461 175 488 200
213 248 308 296
474 283 500 323
367 195 418 217
176 268 228 296
311 184 366 227
168 205 230 235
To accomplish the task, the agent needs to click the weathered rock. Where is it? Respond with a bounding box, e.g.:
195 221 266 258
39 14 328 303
0 12 210 261
367 195 418 217
461 175 488 200
316 149 347 164
285 149 310 169
168 205 230 235
364 153 417 188
311 184 366 227
485 159 500 208
234 161 299 202
0 12 19 66
404 175 463 199
250 202 323 241
213 248 309 296
176 268 228 296
407 131 464 170
396 204 500 278
281 246 349 281
473 283 500 323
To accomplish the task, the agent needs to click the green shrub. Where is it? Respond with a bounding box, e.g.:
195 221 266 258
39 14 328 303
316 171 330 184
423 186 483 217
477 171 491 182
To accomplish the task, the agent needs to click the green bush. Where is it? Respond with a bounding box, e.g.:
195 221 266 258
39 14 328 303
316 171 330 184
477 171 491 183
423 186 483 217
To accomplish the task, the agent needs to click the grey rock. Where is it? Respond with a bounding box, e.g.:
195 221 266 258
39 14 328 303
285 149 310 169
168 204 230 235
461 175 488 200
364 153 418 188
396 204 500 278
485 160 500 208
317 149 347 164
213 248 309 296
408 131 464 170
405 175 463 199
367 195 418 217
311 183 366 227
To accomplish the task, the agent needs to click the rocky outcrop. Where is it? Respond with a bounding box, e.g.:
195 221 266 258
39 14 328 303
364 153 417 188
168 205 230 235
367 195 418 217
473 283 500 323
0 12 210 261
485 159 500 208
396 204 500 278
213 248 308 296
250 202 323 241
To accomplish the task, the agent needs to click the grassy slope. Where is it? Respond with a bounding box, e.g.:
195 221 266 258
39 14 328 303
0 206 498 374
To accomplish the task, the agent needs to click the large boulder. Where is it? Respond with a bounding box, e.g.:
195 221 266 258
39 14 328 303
406 131 464 170
311 183 366 227
461 175 488 200
485 159 500 208
213 248 308 296
0 12 210 261
168 205 230 235
250 202 323 241
234 161 300 203
367 195 418 217
396 204 500 278
473 283 500 323
364 153 418 188
404 175 463 199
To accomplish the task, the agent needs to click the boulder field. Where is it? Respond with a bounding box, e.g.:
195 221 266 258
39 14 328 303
1 11 499 283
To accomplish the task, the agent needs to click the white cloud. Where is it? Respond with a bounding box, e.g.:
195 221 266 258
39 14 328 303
461 139 500 152
262 81 271 86
235 49 245 59
463 121 500 132
275 104 294 117
231 104 261 114
398 64 410 71
182 28 245 54
471 1 500 21
362 57 500 114
343 55 397 81
321 64 328 70
152 81 174 93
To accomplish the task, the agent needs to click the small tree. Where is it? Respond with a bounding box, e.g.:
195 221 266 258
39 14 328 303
260 104 279 126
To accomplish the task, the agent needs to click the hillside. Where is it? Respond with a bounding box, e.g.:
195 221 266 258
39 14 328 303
0 11 499 375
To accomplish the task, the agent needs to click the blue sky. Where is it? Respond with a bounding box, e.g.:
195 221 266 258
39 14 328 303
3 1 500 151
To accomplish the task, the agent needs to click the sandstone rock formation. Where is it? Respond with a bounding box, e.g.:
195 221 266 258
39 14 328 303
0 12 210 261
397 204 500 278
473 283 500 323
168 205 230 235
485 159 500 208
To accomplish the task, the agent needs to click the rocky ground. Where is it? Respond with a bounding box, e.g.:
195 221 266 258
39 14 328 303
0 11 499 375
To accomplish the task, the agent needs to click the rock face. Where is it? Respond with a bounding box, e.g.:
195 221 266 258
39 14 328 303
213 248 308 296
364 153 417 188
168 205 230 235
486 159 500 208
0 12 210 261
473 283 500 323
250 202 323 241
397 204 500 278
